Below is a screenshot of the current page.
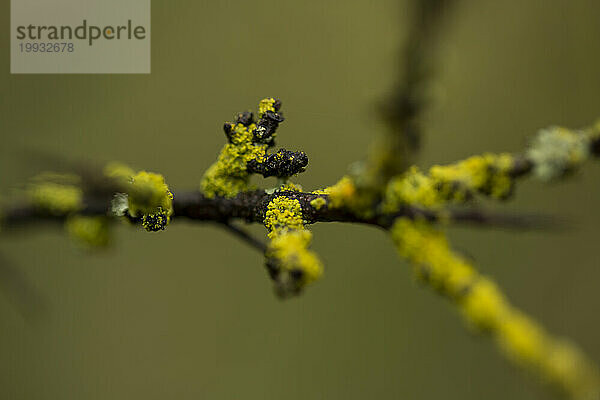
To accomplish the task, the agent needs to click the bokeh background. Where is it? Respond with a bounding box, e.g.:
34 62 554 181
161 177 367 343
1 1 600 399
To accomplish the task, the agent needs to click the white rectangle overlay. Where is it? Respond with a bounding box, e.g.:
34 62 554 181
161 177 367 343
11 0 150 74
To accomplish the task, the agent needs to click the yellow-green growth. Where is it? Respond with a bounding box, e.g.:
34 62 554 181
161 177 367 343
323 176 376 217
263 196 323 296
28 182 83 215
429 153 514 198
382 153 515 212
264 196 305 239
324 176 355 209
278 181 303 192
201 118 267 199
128 171 174 231
65 215 110 248
266 230 323 296
310 188 329 195
310 197 327 210
128 171 173 215
391 217 600 398
258 97 277 116
382 166 440 210
103 163 174 231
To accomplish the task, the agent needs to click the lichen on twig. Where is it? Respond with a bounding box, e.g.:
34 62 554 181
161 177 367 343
2 96 600 400
2 1 600 397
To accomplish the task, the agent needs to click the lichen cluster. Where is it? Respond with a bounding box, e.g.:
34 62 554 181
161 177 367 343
26 174 111 248
23 163 175 249
391 217 600 399
263 196 323 297
321 152 517 222
201 98 307 198
382 153 515 212
28 178 83 216
309 119 600 397
527 126 595 182
104 163 174 232
199 98 321 296
127 171 174 232
324 176 363 211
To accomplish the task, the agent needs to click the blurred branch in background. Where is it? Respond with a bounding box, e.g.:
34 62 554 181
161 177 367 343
353 0 458 197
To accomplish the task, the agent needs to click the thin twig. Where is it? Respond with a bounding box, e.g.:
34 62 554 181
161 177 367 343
217 222 267 253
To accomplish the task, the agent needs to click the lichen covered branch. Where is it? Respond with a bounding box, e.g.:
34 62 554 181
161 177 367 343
391 218 600 399
1 98 600 399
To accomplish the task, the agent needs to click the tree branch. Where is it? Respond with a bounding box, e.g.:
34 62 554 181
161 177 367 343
217 222 267 253
1 186 559 233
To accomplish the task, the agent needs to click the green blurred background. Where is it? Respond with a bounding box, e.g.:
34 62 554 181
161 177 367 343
1 1 600 399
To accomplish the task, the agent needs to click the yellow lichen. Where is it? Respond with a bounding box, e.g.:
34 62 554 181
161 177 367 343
264 196 304 239
258 97 277 116
124 171 174 231
263 195 323 296
103 163 174 231
65 215 110 248
323 176 375 217
461 279 509 329
266 230 323 296
128 171 173 216
430 153 514 199
496 311 547 365
278 182 303 192
382 166 440 211
28 182 83 215
310 197 327 210
201 109 268 198
392 217 476 297
310 188 329 195
390 217 600 398
382 153 516 213
324 176 356 208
